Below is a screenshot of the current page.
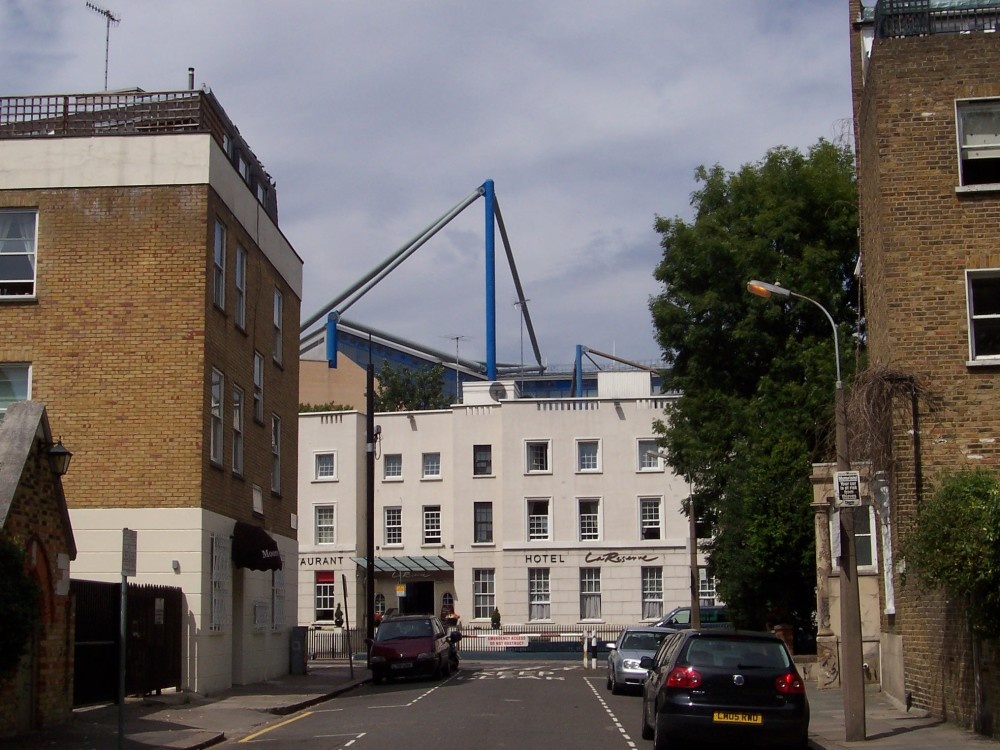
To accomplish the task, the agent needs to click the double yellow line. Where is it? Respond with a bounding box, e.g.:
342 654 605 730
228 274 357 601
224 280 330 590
238 710 314 743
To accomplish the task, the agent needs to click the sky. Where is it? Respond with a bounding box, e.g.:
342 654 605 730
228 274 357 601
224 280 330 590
1 1 855 371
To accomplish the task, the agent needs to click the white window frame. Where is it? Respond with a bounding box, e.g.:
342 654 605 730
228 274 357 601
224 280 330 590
473 444 493 476
526 497 551 541
0 363 31 418
640 496 663 540
966 268 1000 362
273 288 283 365
578 497 601 541
235 245 247 330
831 505 879 574
699 569 718 607
642 566 664 620
0 209 38 298
314 451 337 481
232 385 244 476
253 351 264 423
473 569 495 619
315 572 336 620
525 439 551 474
271 414 281 494
956 98 1000 188
384 506 403 545
423 505 442 545
580 567 602 620
422 451 442 479
213 219 226 310
210 532 232 632
638 439 663 471
576 439 601 473
252 483 263 515
474 501 493 544
528 568 551 621
315 505 336 544
210 369 224 465
383 453 402 481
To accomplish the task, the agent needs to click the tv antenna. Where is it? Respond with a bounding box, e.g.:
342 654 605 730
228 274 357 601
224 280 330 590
85 2 120 91
442 335 469 401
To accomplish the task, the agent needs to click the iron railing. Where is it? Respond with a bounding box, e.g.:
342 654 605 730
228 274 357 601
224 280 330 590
875 0 1000 38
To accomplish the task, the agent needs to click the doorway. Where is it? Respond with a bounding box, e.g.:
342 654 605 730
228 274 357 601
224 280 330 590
401 581 434 615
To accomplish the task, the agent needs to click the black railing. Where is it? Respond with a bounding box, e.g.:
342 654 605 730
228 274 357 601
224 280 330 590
875 0 1000 38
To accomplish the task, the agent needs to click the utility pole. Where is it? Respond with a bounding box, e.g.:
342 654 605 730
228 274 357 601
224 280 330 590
85 2 120 91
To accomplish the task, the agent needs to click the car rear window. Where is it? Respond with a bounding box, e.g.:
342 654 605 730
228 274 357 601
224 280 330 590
376 619 433 640
621 631 668 650
681 638 790 670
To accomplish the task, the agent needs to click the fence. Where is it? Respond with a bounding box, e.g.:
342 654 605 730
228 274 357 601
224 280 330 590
307 623 623 661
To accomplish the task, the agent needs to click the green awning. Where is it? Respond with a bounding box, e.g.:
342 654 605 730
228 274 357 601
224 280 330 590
351 555 453 574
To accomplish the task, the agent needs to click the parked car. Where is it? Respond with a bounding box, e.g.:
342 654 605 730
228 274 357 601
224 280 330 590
606 626 677 694
366 614 462 684
640 629 809 749
652 605 733 630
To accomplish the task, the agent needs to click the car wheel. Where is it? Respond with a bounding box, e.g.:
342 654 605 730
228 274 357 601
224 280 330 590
652 711 671 750
606 671 613 690
441 655 451 678
372 669 384 685
610 671 623 695
640 699 654 741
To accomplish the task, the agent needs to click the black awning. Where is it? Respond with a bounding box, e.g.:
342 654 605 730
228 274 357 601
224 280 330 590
232 521 282 571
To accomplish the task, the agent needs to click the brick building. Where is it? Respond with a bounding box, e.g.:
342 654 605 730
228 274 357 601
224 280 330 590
849 0 1000 729
0 88 302 694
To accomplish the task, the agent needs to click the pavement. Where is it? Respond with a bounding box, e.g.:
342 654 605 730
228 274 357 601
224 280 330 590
1 659 996 749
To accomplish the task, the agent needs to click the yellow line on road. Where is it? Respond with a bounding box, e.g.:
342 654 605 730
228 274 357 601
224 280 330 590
239 710 315 743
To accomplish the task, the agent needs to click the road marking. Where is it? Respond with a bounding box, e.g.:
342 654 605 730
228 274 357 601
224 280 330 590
238 711 314 743
585 677 639 748
369 672 456 708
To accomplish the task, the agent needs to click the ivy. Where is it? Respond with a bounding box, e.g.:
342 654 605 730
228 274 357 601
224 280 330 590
0 536 41 677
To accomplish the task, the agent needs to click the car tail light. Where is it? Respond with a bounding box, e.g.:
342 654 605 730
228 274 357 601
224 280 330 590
666 667 702 689
775 672 805 694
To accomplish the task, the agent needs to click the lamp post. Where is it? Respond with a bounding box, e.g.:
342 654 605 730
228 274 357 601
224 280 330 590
747 280 865 741
648 451 700 629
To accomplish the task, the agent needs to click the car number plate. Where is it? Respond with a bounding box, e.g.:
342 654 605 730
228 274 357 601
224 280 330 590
713 711 763 725
390 663 413 670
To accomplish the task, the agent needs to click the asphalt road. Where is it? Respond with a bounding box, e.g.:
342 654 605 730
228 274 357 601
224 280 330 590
227 660 644 749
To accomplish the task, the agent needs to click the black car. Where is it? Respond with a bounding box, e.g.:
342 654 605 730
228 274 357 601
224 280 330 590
640 630 809 749
652 605 732 630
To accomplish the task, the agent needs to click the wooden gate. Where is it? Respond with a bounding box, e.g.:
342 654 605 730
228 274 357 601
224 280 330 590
71 580 183 706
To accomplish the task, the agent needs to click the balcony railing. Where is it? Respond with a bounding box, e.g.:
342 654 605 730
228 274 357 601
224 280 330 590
875 0 1000 38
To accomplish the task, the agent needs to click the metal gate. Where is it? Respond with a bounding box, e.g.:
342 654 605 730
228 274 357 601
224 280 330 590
71 580 183 706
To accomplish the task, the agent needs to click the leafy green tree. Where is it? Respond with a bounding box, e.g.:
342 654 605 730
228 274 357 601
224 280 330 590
373 361 451 412
0 536 40 676
649 139 859 631
902 468 1000 638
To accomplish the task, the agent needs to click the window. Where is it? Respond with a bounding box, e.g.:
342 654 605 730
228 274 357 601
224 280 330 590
210 369 224 465
315 505 336 544
252 483 263 515
832 506 879 572
315 452 336 480
213 219 226 310
525 440 550 473
271 414 281 494
578 498 600 541
699 569 718 607
640 497 662 540
235 245 247 330
957 99 1000 186
0 363 30 419
422 452 441 479
238 153 250 183
642 567 664 620
638 439 662 471
384 453 402 480
0 209 37 297
374 593 386 618
423 505 442 544
967 269 1000 360
315 571 335 620
273 288 283 365
252 352 264 423
210 532 232 632
580 568 602 620
232 385 244 475
473 569 495 619
473 444 493 475
385 507 402 545
474 501 493 543
528 568 550 620
527 498 551 541
577 439 600 472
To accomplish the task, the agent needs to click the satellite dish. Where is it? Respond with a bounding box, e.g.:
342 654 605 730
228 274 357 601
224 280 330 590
488 382 507 402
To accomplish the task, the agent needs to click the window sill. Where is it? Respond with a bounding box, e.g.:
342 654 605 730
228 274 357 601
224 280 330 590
967 358 1000 367
524 471 552 476
382 543 404 549
422 542 444 548
471 542 495 547
576 470 602 475
473 473 495 479
383 477 403 483
312 478 338 483
420 476 442 482
956 183 1000 194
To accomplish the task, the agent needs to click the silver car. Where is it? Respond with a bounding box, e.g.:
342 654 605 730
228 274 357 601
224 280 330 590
606 626 677 694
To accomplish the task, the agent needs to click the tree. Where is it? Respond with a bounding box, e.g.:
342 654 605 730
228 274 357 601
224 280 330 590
649 139 860 631
373 361 451 412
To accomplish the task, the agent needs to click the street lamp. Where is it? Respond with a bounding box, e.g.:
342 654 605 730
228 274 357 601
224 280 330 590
648 451 700 630
746 280 865 742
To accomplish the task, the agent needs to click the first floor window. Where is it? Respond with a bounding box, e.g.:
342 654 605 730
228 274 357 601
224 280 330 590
385 507 402 545
252 484 263 515
527 498 550 541
423 505 442 544
315 452 336 480
638 439 662 470
832 506 878 572
0 363 30 419
232 385 244 475
578 498 600 541
473 569 495 619
271 414 281 493
473 444 493 475
580 568 601 620
526 440 550 473
273 288 283 365
474 501 493 543
528 568 550 621
967 269 1000 360
210 369 224 465
640 497 662 540
642 567 663 620
422 452 441 478
253 351 264 423
315 571 335 620
235 245 247 329
210 532 232 632
577 440 600 472
384 453 402 479
213 219 226 309
957 98 1000 186
0 209 37 297
315 505 336 544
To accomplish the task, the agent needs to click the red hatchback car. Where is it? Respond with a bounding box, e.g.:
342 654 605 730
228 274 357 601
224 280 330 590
640 630 809 749
367 614 462 684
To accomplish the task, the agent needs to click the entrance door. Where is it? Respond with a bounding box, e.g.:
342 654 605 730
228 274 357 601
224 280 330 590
402 581 434 615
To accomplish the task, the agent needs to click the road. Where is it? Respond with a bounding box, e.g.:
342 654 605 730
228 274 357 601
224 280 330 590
228 660 646 749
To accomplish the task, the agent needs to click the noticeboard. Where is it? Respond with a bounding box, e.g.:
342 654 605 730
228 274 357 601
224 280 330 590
834 471 862 507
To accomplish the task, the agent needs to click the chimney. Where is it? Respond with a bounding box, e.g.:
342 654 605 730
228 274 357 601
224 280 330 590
188 67 195 90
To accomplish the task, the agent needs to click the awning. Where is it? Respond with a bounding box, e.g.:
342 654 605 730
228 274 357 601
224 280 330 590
351 555 453 574
232 521 282 571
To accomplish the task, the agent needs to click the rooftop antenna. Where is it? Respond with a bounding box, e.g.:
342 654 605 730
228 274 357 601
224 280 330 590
85 2 120 91
442 335 469 401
